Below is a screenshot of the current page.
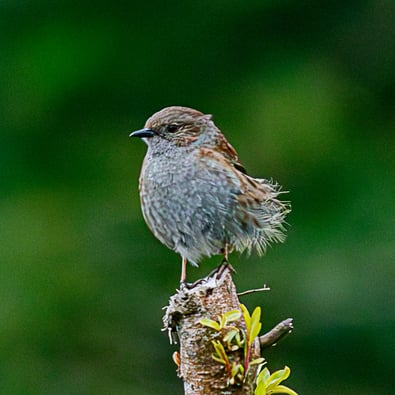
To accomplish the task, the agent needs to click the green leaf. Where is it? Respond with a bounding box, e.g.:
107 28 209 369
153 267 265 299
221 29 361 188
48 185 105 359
223 328 241 350
249 322 262 345
251 306 261 324
223 328 238 343
255 366 297 395
249 307 262 344
254 380 267 395
240 304 251 333
231 363 242 378
256 367 270 386
220 314 227 329
249 357 265 366
261 367 271 383
235 330 244 347
212 354 226 364
266 366 291 389
212 340 229 364
254 368 270 395
223 309 242 325
200 317 220 331
270 384 298 395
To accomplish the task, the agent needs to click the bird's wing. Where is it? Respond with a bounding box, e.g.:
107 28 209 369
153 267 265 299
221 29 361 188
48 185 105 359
195 146 276 203
196 145 288 217
195 146 289 254
215 133 248 174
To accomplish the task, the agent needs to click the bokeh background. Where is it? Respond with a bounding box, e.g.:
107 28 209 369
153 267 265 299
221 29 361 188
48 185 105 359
1 1 394 394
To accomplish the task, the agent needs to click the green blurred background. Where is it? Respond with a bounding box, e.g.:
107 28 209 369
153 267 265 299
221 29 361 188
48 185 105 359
1 1 394 394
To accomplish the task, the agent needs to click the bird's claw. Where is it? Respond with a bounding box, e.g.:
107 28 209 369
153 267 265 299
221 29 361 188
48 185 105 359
179 280 200 290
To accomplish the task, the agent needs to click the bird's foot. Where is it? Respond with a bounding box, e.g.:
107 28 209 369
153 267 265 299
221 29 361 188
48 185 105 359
203 259 236 282
179 280 191 290
218 258 236 276
178 259 236 291
179 278 207 290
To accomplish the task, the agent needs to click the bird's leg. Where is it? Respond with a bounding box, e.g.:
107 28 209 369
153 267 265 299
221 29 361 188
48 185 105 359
222 244 230 263
180 257 202 289
180 256 188 285
179 247 235 290
217 244 236 277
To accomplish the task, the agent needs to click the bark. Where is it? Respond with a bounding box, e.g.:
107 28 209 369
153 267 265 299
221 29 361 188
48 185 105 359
163 265 293 395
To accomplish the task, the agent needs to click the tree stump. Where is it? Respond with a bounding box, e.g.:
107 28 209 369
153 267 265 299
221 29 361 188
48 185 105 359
163 265 292 395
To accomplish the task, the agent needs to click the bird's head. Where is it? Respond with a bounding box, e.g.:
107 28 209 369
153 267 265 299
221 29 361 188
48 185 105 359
130 106 217 149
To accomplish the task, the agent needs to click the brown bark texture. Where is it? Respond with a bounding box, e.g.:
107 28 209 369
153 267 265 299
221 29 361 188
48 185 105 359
163 266 261 395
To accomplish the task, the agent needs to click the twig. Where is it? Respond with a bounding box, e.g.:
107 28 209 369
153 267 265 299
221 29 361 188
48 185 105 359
259 318 294 350
237 286 271 296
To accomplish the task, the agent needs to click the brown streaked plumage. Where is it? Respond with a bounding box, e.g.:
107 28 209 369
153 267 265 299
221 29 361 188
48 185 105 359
130 106 290 284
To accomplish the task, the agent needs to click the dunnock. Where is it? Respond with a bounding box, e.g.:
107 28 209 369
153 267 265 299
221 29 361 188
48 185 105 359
130 106 290 284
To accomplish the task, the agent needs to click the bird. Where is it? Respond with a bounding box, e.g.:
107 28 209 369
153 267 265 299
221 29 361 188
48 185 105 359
130 106 290 285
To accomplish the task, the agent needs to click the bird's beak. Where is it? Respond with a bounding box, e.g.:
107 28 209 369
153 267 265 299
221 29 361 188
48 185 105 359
129 128 155 138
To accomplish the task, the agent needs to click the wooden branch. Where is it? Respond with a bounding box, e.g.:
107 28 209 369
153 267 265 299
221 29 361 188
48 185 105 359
162 265 294 395
237 285 271 296
259 318 294 350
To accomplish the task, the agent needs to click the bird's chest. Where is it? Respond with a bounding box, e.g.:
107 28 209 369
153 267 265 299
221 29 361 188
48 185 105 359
139 154 201 213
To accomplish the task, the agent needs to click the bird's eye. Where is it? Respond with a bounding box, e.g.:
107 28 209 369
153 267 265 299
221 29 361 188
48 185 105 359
167 124 179 133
